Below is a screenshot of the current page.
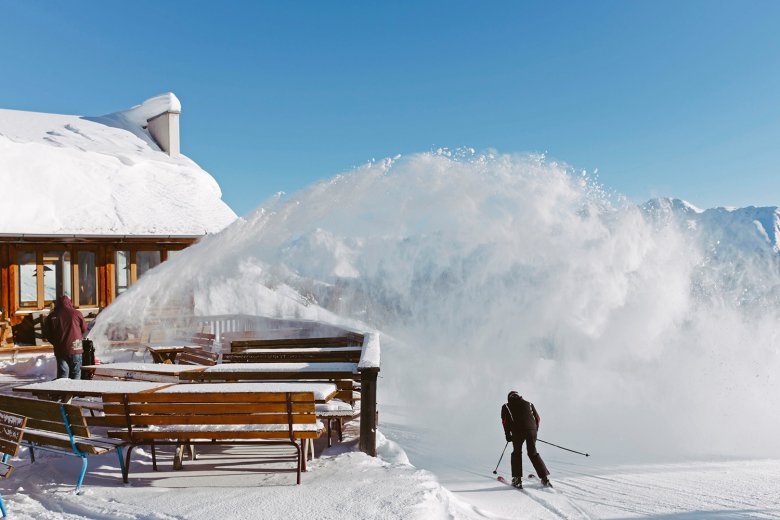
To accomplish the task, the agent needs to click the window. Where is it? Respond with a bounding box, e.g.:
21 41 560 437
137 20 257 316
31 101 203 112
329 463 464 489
115 250 130 296
18 251 37 308
78 251 97 306
43 251 71 305
16 247 98 310
113 249 163 297
137 251 161 278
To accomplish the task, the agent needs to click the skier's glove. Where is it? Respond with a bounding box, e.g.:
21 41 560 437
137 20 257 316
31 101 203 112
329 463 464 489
505 433 512 442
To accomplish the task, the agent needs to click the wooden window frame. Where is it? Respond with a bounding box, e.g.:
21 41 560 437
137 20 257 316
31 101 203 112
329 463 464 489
74 248 99 309
112 246 169 300
14 246 100 311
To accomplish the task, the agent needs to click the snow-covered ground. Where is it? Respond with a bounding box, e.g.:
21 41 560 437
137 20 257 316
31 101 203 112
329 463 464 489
1 355 778 520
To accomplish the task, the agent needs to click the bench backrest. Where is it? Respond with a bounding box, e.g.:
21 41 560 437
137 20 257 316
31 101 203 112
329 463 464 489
191 332 216 348
0 410 27 459
0 395 90 446
176 346 219 366
100 391 317 441
222 347 361 364
230 335 364 352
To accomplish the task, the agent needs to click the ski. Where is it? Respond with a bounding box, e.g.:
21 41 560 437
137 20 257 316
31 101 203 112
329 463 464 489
498 474 553 490
496 475 524 490
528 473 554 488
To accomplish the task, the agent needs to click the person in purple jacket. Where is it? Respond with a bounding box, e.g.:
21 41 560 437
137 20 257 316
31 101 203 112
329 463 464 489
43 295 86 379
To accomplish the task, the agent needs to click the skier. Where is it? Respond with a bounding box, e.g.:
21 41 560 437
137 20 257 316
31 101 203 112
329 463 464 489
501 391 551 488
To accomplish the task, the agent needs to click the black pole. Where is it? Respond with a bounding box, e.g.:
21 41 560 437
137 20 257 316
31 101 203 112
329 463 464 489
537 438 589 457
492 441 510 474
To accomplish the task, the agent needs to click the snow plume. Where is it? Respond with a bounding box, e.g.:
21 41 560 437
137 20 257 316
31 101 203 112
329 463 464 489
92 150 780 468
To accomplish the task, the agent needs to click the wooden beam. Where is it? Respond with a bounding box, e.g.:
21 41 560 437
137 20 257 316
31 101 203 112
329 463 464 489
358 367 379 457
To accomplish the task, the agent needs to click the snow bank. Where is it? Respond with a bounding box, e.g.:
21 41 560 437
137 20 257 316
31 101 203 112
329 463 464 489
0 94 236 234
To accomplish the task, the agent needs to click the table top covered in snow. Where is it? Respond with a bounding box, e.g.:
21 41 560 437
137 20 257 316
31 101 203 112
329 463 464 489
155 382 339 402
13 378 169 397
204 362 358 373
82 362 206 374
81 362 207 382
179 362 359 381
243 347 362 353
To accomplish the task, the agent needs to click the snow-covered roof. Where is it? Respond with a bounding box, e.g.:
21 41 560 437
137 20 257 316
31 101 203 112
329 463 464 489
0 93 237 236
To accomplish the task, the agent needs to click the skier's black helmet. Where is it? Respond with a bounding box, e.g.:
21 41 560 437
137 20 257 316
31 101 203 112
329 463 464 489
507 391 519 400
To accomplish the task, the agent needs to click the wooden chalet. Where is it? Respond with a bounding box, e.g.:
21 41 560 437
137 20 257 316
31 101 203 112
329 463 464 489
0 93 237 348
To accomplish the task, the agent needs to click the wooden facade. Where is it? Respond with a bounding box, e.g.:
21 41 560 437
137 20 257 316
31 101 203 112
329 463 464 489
0 235 197 347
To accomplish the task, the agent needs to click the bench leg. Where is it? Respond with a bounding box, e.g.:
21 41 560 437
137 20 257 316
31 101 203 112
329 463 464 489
75 456 88 494
116 447 126 481
0 494 6 518
327 419 333 448
300 440 309 472
173 444 184 470
294 443 302 485
151 441 158 471
123 446 136 483
338 419 344 442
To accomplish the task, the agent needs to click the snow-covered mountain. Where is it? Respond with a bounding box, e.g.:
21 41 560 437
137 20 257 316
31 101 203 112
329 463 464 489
642 197 780 255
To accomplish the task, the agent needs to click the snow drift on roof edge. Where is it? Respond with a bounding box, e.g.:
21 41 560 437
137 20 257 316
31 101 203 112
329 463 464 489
0 93 237 235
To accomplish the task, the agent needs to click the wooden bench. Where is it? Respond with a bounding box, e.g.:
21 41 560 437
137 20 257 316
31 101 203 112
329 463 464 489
0 410 26 518
147 333 217 364
0 395 127 494
99 391 322 485
230 334 364 353
175 346 219 366
222 347 361 364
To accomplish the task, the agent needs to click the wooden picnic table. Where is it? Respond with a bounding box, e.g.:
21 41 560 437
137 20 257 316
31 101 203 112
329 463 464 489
145 344 201 364
81 362 207 383
179 362 359 381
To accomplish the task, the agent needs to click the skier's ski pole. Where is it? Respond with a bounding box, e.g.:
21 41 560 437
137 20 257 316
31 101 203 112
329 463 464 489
492 442 510 474
538 438 589 457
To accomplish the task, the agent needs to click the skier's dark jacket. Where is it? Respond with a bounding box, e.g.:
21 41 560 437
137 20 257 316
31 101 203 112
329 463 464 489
501 393 540 437
43 295 86 356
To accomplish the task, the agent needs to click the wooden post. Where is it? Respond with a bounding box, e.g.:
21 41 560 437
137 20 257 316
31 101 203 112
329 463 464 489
358 367 379 456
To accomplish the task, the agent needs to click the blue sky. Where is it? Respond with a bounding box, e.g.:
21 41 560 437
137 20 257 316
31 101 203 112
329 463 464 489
2 1 779 216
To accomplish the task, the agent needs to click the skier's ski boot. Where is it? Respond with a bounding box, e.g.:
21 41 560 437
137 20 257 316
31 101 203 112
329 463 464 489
511 477 523 489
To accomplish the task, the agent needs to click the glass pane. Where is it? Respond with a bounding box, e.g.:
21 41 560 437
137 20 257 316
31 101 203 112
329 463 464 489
43 251 71 304
116 251 130 295
137 251 161 278
78 251 97 306
166 249 181 260
18 251 37 307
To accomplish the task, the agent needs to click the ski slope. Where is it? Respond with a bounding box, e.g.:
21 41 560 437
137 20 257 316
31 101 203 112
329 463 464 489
434 459 780 519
